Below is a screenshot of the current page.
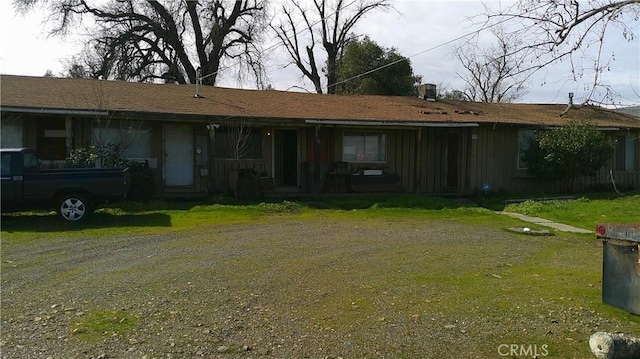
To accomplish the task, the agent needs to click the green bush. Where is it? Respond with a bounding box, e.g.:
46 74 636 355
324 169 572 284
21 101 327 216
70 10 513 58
523 119 615 193
66 147 98 168
66 145 154 199
258 200 304 214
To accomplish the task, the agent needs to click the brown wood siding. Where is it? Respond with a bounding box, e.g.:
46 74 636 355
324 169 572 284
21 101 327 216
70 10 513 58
420 128 446 193
320 127 336 161
302 125 335 178
609 172 639 190
417 128 472 194
10 110 637 196
212 160 267 193
467 126 640 194
386 129 414 192
470 124 562 194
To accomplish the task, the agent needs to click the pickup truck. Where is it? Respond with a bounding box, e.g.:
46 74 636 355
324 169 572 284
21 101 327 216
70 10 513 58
1 148 130 222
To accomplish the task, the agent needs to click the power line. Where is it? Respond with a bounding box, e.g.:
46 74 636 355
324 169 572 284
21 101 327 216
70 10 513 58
329 2 548 90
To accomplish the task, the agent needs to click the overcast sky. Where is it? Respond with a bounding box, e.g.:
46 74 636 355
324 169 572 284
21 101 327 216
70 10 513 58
1 0 638 106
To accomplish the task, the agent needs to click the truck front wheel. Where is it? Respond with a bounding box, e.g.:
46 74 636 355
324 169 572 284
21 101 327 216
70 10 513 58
57 194 91 222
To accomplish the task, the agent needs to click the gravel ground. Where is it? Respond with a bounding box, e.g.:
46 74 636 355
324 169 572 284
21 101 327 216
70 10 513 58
1 216 638 358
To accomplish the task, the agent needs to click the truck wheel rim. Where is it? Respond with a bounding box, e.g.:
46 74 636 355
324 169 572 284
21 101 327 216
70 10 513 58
60 198 86 221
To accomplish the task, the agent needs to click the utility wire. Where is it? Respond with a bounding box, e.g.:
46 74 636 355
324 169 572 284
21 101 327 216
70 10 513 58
329 2 550 90
198 1 533 122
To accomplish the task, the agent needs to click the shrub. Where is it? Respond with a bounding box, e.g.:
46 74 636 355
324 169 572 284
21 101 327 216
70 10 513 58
65 145 154 199
523 119 615 193
66 147 98 168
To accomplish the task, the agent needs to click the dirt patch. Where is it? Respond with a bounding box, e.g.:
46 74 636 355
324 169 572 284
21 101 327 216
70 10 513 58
1 216 637 358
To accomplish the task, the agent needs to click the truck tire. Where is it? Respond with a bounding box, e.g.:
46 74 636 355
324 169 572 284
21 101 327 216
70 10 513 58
57 194 91 222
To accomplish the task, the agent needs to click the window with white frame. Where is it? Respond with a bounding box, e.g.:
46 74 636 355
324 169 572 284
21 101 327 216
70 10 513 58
517 129 534 169
92 121 150 158
615 134 638 171
343 131 386 162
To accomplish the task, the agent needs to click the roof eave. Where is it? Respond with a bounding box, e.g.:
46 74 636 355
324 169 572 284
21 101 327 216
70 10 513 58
1 106 109 117
304 119 479 127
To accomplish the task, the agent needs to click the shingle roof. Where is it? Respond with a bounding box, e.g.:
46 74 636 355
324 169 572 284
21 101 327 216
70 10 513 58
1 75 638 128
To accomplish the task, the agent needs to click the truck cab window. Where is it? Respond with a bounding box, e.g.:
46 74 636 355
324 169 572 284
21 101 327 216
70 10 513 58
23 152 40 172
1 154 11 176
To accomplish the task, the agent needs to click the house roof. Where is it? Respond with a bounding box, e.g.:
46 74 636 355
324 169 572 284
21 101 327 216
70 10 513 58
1 75 639 128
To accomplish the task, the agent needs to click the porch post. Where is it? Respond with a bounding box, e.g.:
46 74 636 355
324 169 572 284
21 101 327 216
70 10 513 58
207 123 217 193
314 125 321 194
65 116 73 156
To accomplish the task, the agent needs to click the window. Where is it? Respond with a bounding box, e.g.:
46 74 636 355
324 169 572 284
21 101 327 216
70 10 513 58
23 151 39 172
214 126 262 159
1 119 23 148
1 154 11 176
92 122 150 158
615 134 638 171
517 129 534 169
343 131 386 162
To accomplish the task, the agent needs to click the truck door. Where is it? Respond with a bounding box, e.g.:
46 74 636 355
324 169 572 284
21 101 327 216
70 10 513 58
1 152 20 208
20 150 46 204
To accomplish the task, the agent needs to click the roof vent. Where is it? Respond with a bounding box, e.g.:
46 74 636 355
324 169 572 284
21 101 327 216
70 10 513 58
419 83 437 101
194 67 205 98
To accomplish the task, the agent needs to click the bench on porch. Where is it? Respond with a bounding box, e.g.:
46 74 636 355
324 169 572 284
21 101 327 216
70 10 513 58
349 166 402 193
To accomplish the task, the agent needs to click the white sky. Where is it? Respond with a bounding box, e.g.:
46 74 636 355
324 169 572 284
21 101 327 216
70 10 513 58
1 0 639 106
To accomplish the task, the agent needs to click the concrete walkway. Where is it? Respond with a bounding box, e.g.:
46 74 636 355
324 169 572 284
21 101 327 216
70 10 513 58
498 211 593 234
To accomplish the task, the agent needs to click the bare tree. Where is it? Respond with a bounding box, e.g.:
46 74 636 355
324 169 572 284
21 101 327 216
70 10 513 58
482 0 640 104
270 0 391 94
224 119 254 161
15 0 268 86
61 56 90 78
453 27 529 103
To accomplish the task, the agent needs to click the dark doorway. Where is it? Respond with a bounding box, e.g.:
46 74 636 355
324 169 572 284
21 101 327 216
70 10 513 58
275 129 298 186
446 132 459 188
37 118 67 160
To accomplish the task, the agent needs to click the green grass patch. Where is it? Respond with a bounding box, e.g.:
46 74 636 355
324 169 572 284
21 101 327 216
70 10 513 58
7 192 633 241
71 310 138 342
504 194 640 229
0 195 469 240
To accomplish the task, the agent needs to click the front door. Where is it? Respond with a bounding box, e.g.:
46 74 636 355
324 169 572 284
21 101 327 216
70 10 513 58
274 129 298 186
164 124 194 186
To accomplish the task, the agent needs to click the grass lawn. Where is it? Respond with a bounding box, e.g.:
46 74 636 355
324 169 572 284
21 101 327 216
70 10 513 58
503 194 640 229
1 194 639 358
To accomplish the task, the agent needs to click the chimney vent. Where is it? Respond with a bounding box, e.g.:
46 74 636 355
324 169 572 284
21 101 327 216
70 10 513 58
419 83 437 101
194 67 204 98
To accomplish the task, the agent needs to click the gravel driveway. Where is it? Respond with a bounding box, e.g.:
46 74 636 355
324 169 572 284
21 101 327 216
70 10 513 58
1 215 636 358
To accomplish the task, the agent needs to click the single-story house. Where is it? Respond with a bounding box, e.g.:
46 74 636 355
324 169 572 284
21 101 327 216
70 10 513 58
1 75 639 196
